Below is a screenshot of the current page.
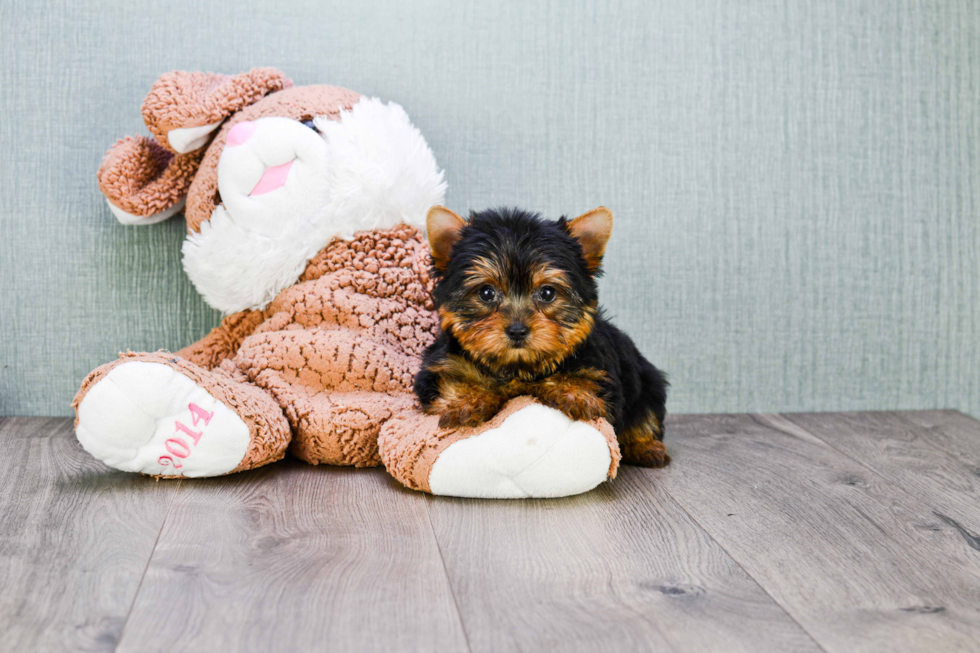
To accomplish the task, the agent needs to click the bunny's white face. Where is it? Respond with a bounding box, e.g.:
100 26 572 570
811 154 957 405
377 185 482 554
181 98 447 315
216 117 332 237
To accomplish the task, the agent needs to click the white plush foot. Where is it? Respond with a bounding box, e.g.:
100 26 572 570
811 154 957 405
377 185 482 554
427 404 614 499
75 362 251 477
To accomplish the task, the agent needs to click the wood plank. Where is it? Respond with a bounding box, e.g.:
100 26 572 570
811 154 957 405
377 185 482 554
0 417 179 652
661 413 980 653
116 462 469 653
782 410 980 534
426 466 822 653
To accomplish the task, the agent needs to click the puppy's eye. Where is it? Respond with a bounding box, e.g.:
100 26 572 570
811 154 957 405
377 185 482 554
538 286 557 303
478 285 497 303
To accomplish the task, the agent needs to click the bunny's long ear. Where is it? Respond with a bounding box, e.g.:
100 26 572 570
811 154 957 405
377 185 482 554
98 68 291 225
142 68 291 154
97 136 201 224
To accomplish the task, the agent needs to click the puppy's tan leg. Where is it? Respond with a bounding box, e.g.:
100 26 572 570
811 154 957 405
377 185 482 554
529 369 609 422
422 354 509 428
429 379 508 429
619 410 671 468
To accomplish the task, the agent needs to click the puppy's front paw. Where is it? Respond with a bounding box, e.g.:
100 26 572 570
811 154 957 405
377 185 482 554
531 375 607 422
431 396 499 429
438 405 483 429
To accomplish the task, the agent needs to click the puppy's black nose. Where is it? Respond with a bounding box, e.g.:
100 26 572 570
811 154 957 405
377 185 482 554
505 322 529 343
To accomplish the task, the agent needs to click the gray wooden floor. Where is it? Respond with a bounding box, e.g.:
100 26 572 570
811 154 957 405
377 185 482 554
2 411 980 652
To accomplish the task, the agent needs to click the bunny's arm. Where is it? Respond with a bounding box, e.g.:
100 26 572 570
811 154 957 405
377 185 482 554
176 310 266 370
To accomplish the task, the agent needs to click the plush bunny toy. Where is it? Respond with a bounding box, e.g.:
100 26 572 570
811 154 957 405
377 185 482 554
74 68 621 498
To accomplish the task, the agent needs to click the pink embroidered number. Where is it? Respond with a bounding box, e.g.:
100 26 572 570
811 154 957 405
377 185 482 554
165 437 191 458
174 421 202 446
158 403 215 473
189 402 214 427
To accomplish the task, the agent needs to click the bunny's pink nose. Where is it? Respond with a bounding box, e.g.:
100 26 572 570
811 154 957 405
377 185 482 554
226 121 257 147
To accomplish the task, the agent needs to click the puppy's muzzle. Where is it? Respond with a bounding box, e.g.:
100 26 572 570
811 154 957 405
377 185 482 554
505 321 530 345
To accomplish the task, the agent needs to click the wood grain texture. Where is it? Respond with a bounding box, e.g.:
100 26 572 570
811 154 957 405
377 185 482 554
782 410 980 534
116 462 469 653
0 418 178 652
426 466 821 653
662 413 980 653
6 413 980 652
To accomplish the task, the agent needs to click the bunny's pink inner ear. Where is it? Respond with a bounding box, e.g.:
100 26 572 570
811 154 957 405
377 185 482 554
142 68 292 153
97 135 201 225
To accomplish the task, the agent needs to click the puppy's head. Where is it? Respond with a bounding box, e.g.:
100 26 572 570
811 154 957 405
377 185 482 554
426 206 613 375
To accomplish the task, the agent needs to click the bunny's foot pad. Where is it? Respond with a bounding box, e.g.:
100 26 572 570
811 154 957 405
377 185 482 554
379 396 621 499
73 353 291 477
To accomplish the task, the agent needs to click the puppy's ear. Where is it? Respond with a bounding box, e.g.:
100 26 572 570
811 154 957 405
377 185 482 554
566 206 613 272
427 206 467 271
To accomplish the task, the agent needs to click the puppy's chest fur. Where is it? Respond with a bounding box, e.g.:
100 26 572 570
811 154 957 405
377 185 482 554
421 336 611 424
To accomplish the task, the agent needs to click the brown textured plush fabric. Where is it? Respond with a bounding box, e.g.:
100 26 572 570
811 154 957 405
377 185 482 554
229 224 438 466
97 136 202 217
176 310 266 370
378 396 622 493
141 68 292 151
286 392 419 467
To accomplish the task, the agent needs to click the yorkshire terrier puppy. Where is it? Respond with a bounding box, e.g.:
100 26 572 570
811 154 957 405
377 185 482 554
415 206 670 468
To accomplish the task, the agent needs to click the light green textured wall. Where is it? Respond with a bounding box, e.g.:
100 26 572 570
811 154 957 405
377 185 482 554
1 0 977 418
